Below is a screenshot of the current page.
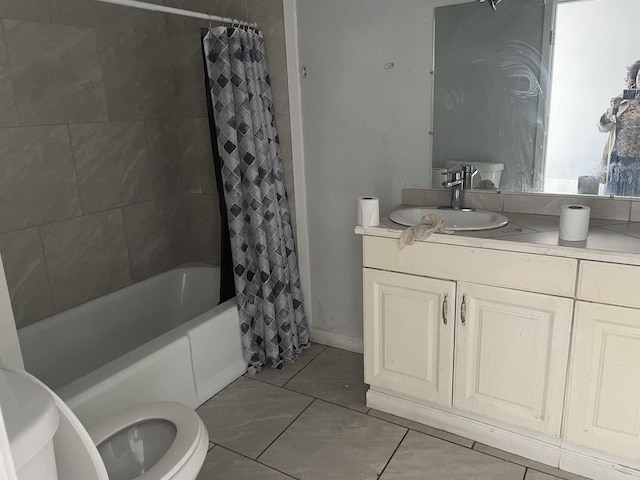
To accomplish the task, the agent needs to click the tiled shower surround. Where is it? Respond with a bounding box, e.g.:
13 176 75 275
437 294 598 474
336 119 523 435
0 0 293 328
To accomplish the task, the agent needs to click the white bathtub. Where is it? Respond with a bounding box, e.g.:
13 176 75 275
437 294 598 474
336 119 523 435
17 265 246 425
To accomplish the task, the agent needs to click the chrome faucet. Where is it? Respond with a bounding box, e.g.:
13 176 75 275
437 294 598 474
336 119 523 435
441 165 477 210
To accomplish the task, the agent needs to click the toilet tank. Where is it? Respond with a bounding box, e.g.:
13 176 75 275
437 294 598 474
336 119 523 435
0 368 60 480
445 161 504 188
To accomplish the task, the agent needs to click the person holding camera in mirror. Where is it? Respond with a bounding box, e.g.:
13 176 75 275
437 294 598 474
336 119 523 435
598 60 640 197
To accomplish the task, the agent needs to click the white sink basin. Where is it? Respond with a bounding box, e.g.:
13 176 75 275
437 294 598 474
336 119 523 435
389 207 509 231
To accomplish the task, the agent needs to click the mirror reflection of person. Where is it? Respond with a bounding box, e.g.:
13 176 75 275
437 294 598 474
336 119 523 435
598 60 640 196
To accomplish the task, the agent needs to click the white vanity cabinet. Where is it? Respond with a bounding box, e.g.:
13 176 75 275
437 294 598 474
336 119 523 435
362 236 577 438
563 261 640 460
360 233 640 477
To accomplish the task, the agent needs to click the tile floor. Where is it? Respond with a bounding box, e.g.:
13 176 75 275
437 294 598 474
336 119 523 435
196 344 590 480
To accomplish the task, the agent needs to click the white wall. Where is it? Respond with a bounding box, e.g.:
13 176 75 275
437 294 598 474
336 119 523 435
296 0 466 344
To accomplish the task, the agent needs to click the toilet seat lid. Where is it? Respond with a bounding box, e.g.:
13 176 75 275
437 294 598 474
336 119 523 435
87 401 207 480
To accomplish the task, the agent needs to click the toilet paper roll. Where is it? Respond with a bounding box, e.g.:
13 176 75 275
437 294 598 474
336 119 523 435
357 196 380 228
559 205 590 241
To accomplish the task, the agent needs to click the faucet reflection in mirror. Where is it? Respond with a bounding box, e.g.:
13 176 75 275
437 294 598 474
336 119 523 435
432 0 640 198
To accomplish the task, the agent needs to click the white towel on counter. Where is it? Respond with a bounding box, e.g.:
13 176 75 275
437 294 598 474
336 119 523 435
398 213 454 249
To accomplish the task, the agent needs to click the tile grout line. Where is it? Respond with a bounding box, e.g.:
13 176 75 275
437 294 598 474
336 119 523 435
255 398 318 462
366 410 475 451
242 344 327 384
376 428 409 479
35 225 58 315
244 344 327 389
212 445 299 480
280 344 329 389
280 382 370 416
278 346 374 415
198 375 248 406
245 368 375 418
471 445 579 480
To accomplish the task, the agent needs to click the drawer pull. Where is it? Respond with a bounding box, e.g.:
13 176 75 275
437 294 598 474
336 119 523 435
442 293 448 325
461 294 467 325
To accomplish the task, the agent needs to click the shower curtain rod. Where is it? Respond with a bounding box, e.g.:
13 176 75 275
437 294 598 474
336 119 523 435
95 0 258 28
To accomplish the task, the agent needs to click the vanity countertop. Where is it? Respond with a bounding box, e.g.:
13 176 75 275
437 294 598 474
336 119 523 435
355 210 640 267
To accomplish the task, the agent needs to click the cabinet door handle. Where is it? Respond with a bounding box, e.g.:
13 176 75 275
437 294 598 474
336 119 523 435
442 293 448 325
461 294 467 325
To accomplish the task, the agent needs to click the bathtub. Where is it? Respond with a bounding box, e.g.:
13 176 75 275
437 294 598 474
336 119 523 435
17 265 246 426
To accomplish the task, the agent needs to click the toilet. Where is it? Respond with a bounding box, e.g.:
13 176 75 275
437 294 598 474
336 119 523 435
0 365 209 480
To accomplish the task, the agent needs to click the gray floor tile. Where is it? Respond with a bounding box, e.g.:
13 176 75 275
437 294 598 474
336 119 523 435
284 346 368 412
473 444 590 480
197 377 313 459
367 409 474 448
259 400 407 480
197 446 294 480
247 342 328 387
380 430 525 480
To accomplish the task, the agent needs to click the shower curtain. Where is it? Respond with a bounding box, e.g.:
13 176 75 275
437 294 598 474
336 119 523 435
202 26 309 373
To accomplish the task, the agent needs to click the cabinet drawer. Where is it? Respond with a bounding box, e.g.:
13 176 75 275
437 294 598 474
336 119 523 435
578 261 640 308
363 236 577 297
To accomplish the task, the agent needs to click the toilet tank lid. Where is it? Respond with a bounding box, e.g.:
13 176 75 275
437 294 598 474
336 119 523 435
444 160 504 172
0 368 59 470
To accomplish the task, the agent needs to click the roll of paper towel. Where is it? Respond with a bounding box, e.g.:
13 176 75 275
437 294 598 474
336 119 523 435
559 205 590 241
357 196 379 228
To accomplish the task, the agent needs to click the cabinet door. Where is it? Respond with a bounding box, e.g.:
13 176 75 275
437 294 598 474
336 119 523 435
363 268 455 406
453 282 573 437
564 301 640 459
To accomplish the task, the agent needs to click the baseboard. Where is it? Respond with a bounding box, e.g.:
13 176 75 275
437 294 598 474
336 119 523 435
310 328 364 354
368 389 640 480
560 446 640 480
367 389 562 468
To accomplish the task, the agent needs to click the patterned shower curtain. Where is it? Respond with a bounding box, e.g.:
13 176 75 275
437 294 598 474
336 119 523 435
202 26 309 373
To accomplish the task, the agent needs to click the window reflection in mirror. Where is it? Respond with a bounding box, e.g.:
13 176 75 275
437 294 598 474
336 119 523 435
432 0 640 197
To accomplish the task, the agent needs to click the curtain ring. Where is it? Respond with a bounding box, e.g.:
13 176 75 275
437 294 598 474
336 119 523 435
207 13 212 28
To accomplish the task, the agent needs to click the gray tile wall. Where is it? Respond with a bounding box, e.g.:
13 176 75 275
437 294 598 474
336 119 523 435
0 0 294 329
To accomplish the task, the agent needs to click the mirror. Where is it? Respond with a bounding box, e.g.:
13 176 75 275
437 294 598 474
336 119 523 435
432 0 640 197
